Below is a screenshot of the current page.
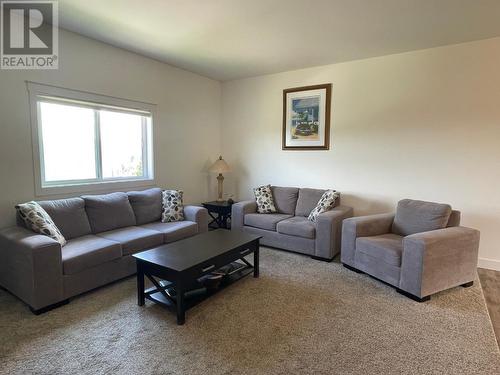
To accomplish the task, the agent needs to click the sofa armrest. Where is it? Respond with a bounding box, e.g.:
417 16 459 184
231 200 257 230
184 206 209 233
340 213 395 265
315 205 354 259
399 226 480 298
0 226 63 310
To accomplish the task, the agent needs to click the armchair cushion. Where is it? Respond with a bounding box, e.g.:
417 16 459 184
244 213 292 231
356 233 404 267
392 199 452 236
277 216 315 239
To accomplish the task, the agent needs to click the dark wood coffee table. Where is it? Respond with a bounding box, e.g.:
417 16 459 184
133 229 261 325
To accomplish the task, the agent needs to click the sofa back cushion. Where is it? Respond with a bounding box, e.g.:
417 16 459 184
38 197 92 240
271 186 299 215
447 210 461 227
295 188 328 217
392 199 452 236
82 192 136 233
127 188 162 225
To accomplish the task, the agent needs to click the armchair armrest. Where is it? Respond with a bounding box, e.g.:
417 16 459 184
184 205 209 233
315 205 354 259
341 213 395 265
231 200 257 230
0 226 63 310
400 226 480 298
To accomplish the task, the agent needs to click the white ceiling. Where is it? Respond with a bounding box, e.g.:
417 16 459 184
58 0 500 81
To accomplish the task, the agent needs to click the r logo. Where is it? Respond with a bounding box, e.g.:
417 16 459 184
1 1 58 68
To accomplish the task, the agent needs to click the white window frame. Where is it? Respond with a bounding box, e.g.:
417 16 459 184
27 82 157 196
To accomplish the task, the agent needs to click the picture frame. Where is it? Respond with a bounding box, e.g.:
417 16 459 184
282 83 331 150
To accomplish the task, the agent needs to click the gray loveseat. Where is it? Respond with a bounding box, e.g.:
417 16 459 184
232 187 353 260
0 188 208 313
341 199 480 302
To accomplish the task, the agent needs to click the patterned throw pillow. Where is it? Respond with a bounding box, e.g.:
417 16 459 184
15 201 67 246
253 185 277 214
308 190 339 223
161 190 184 222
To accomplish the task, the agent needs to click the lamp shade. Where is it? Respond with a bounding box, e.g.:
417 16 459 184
209 156 231 174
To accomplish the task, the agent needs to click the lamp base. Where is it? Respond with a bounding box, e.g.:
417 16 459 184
216 173 224 202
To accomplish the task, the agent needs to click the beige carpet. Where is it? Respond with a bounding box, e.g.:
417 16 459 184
478 268 500 346
0 248 499 375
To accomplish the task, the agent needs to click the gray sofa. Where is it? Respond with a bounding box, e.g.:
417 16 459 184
0 188 208 313
341 199 480 302
232 187 353 260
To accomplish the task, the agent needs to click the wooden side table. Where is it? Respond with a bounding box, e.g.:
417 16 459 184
202 201 234 229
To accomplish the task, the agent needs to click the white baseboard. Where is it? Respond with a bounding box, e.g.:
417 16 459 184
478 257 500 271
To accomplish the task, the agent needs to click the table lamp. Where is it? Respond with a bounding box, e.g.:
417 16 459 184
209 156 231 202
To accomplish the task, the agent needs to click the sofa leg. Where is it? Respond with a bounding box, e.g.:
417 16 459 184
396 289 430 303
461 281 474 288
29 299 70 315
342 263 364 274
311 255 334 262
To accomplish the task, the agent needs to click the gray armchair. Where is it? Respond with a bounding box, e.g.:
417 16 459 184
341 199 480 302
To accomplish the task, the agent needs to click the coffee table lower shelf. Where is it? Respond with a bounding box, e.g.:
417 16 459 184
144 266 254 312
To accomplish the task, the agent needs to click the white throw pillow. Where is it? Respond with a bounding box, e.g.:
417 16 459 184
308 190 339 222
15 201 67 246
161 190 184 222
253 185 277 214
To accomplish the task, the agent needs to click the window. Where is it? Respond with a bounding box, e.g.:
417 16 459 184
28 83 155 195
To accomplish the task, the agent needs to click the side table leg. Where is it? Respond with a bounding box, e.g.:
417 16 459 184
137 262 145 306
176 280 185 325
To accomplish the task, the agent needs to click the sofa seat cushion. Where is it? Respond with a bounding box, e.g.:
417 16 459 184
96 226 163 256
356 233 404 267
62 235 122 275
277 216 316 239
140 221 198 243
244 213 292 231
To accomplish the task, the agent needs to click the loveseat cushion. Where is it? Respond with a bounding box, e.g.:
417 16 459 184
244 213 292 231
356 233 404 267
127 188 163 225
392 199 452 236
96 226 163 256
62 235 122 275
39 197 92 240
295 188 326 217
277 216 315 239
271 186 299 215
140 221 198 243
82 192 136 233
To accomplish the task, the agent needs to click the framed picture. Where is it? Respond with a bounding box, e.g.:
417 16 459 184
282 83 331 150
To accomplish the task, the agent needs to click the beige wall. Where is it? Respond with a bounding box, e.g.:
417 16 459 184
221 37 500 270
0 29 221 228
